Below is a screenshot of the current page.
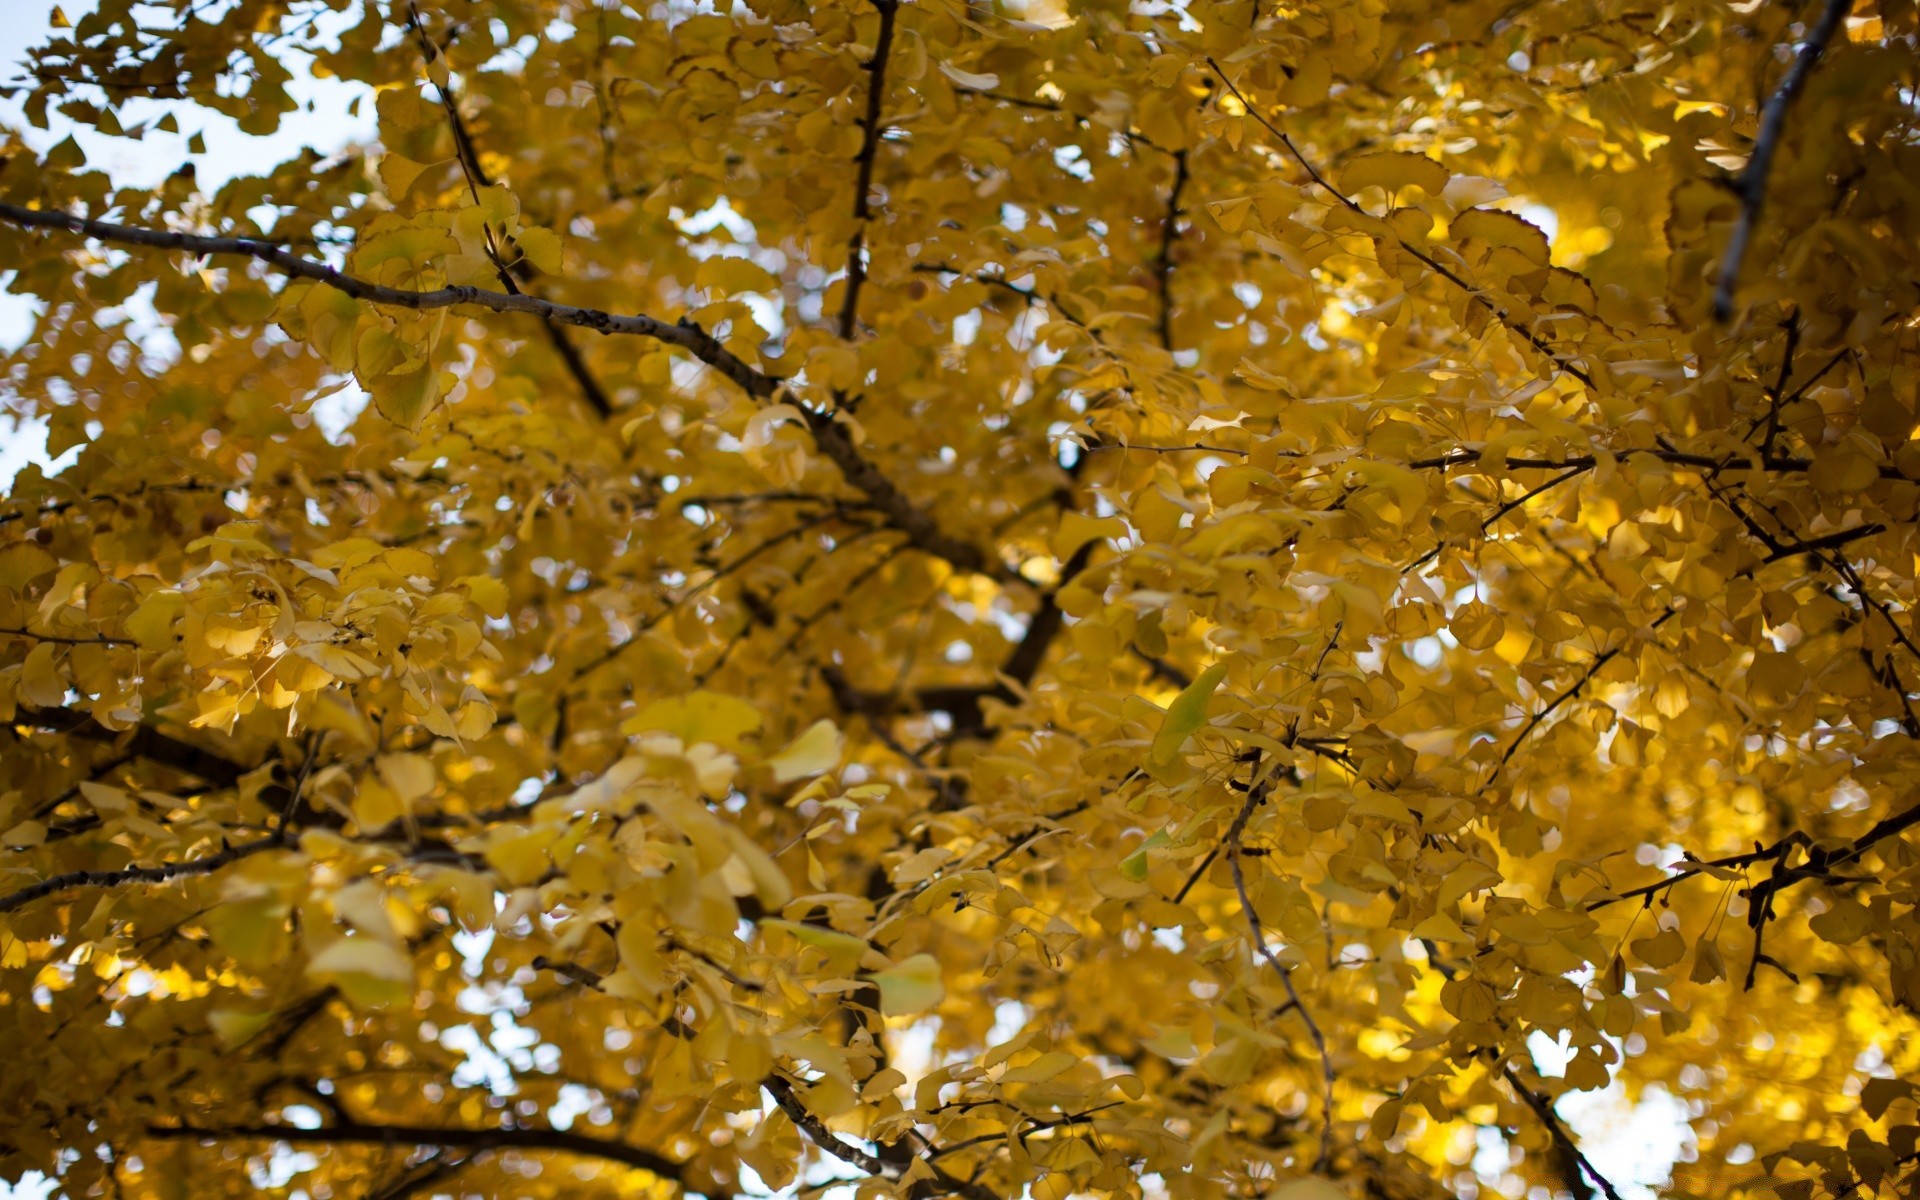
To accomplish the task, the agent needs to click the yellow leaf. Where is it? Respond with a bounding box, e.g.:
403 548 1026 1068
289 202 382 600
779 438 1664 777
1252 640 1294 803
1339 151 1450 197
307 937 413 983
695 255 778 295
0 543 57 591
378 152 439 198
515 225 565 275
1050 511 1126 561
1629 926 1685 969
19 642 68 707
768 719 842 782
1809 900 1873 945
125 590 184 650
1000 1050 1078 1084
626 691 764 750
869 953 945 1016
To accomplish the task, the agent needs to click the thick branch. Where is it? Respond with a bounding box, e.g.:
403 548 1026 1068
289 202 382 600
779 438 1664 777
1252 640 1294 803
17 705 256 789
800 409 1003 579
1711 0 1852 321
1502 1067 1623 1200
1153 148 1190 352
0 203 999 578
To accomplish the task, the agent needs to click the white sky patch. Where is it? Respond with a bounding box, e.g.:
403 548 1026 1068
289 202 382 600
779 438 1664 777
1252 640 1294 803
1531 1030 1694 1197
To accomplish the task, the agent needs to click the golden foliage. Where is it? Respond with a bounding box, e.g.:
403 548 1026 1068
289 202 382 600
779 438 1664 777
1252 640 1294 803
2 1 1919 1198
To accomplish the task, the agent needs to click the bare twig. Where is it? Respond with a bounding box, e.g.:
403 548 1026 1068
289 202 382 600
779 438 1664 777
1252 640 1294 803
1207 57 1597 388
144 1119 684 1184
0 837 281 914
1223 769 1336 1172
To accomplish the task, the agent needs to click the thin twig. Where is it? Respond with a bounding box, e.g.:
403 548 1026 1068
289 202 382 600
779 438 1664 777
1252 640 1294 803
1223 767 1336 1172
1206 57 1596 388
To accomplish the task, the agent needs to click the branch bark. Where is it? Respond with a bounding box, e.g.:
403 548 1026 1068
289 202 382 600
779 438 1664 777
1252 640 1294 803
1711 0 1852 321
144 1120 686 1185
0 837 280 914
1501 1067 1623 1200
836 0 899 339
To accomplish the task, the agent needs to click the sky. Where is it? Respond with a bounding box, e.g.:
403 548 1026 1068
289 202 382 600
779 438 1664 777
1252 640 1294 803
0 4 1691 1197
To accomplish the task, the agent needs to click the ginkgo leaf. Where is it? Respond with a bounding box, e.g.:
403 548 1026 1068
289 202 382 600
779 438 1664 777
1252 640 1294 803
938 62 1001 90
307 937 412 982
627 690 763 750
1339 151 1450 197
1149 662 1229 767
4 7 1917 1197
0 543 56 590
869 953 945 1015
768 719 842 782
1266 1180 1350 1200
378 152 440 198
515 226 565 275
696 255 778 295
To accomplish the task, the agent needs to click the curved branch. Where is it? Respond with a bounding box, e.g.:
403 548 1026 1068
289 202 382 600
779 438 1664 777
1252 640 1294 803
0 201 780 400
1711 0 1852 320
144 1120 686 1185
0 203 1001 579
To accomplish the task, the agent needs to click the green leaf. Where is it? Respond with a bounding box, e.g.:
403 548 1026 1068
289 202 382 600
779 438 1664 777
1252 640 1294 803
1149 661 1230 767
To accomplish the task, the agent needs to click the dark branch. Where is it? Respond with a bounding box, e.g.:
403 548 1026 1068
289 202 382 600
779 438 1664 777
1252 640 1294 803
404 4 616 418
0 837 280 914
1502 1067 1623 1200
837 0 899 339
0 201 779 398
144 1120 685 1184
1153 148 1190 352
1711 0 1852 321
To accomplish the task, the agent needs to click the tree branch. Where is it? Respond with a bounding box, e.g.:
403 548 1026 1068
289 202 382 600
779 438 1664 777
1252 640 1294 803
1153 148 1190 352
0 201 779 397
1711 0 1852 321
143 1120 686 1185
0 837 280 914
837 0 899 339
762 1075 998 1200
404 3 615 417
1224 771 1336 1172
16 705 258 789
0 203 1005 579
1501 1066 1623 1200
1207 58 1597 389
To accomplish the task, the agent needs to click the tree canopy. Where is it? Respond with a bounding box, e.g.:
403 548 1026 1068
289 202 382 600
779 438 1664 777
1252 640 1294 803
3 1 1919 1197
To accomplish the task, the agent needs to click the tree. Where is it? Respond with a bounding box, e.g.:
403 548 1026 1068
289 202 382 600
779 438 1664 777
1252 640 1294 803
1 0 1917 1196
